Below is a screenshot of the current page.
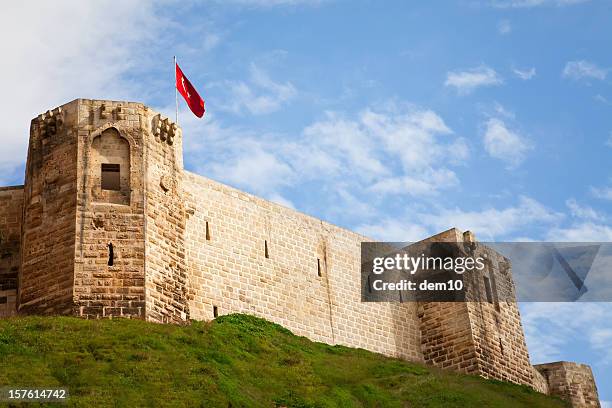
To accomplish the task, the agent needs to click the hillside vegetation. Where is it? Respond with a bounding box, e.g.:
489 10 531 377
0 314 567 407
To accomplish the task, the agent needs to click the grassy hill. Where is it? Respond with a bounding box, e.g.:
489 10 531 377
0 314 567 407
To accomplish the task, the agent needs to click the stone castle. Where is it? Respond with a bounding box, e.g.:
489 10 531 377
0 99 600 407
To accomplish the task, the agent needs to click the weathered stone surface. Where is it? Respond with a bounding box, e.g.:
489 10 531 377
535 362 601 408
0 186 23 317
0 99 600 407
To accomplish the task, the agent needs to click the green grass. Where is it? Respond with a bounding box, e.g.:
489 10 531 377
0 314 567 407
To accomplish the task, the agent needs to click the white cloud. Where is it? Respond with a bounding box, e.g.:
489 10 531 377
356 219 430 242
566 199 603 221
491 0 590 8
202 34 221 52
210 147 295 195
445 65 503 94
497 20 512 34
267 193 295 209
219 0 325 6
420 196 562 240
521 302 612 365
219 64 297 115
369 169 459 197
179 103 468 215
595 94 610 104
563 60 607 81
512 67 536 80
0 1 165 184
601 401 612 408
483 118 533 166
547 222 612 241
355 195 563 242
491 102 516 119
591 186 612 201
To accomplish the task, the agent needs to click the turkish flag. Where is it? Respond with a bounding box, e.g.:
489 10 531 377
175 63 205 118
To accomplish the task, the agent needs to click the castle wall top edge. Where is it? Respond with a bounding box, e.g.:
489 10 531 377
31 98 158 122
183 169 374 242
0 185 24 192
534 361 591 368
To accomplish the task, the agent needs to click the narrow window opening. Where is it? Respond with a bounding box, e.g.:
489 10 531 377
101 163 121 191
213 305 218 318
489 269 501 311
317 258 322 277
108 242 114 267
499 337 505 356
264 240 269 258
483 276 493 304
205 221 211 241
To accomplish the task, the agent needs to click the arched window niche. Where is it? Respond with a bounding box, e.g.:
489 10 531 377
91 127 131 205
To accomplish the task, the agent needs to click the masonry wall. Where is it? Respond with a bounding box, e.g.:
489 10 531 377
73 100 147 319
535 362 601 408
463 246 534 387
0 186 23 317
419 302 478 372
183 171 423 361
414 229 534 387
465 301 534 385
143 113 190 324
531 366 550 395
19 101 79 315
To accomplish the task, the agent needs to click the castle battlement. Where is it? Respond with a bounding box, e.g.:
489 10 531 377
0 99 600 407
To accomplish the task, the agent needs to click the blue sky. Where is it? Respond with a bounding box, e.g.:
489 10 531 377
1 0 611 402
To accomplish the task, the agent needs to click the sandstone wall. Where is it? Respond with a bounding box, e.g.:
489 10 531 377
531 365 550 394
535 362 601 408
143 113 189 324
463 245 533 386
183 171 423 361
73 100 147 319
414 229 534 387
19 101 79 315
465 301 534 385
419 302 477 371
0 186 23 317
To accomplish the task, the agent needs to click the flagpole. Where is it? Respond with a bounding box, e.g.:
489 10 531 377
174 55 179 125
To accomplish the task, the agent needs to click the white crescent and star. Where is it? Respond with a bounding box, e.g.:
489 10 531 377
181 76 190 99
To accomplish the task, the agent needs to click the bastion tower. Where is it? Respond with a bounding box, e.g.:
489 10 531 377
19 99 188 323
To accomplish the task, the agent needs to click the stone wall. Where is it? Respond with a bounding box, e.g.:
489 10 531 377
143 113 190 324
532 366 550 394
183 171 423 361
17 99 190 322
465 301 534 385
414 229 535 387
535 362 601 408
419 302 477 371
463 245 533 387
73 100 147 319
0 186 23 317
19 101 79 315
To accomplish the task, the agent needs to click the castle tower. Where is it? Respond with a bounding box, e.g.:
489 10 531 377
415 229 536 387
18 99 189 323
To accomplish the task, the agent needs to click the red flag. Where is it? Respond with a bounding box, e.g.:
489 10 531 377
175 62 205 118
